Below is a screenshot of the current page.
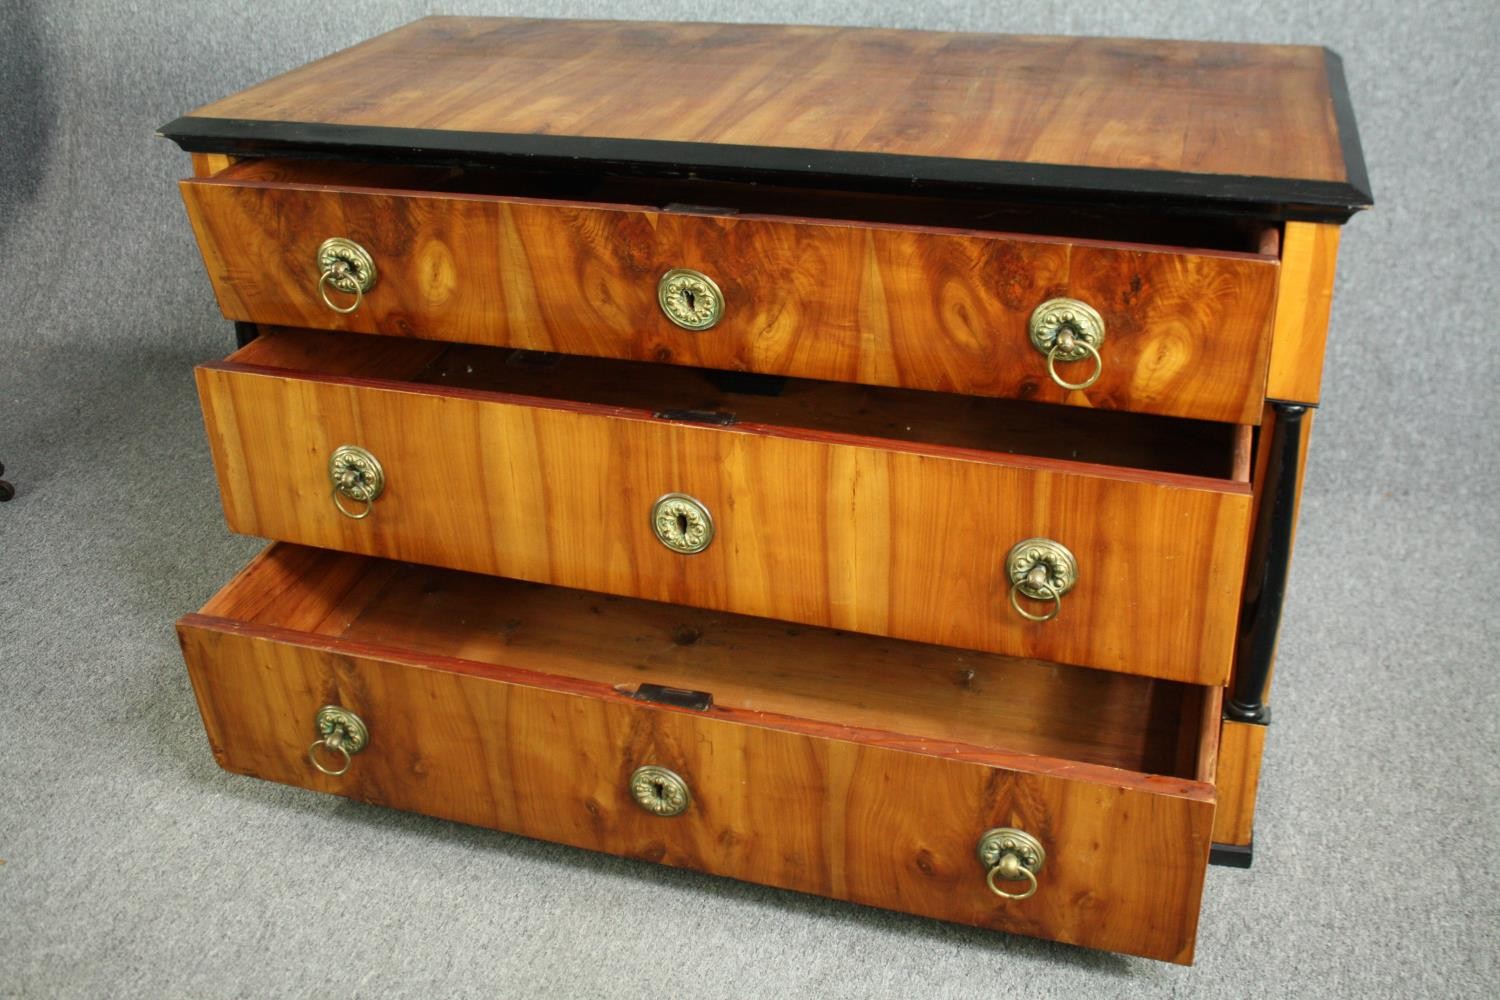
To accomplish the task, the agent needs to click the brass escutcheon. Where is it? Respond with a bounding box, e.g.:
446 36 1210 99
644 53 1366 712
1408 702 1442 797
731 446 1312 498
329 444 385 520
1028 298 1105 391
1005 538 1078 623
308 705 369 777
316 237 377 314
629 765 691 817
650 493 714 554
657 268 724 330
976 827 1046 901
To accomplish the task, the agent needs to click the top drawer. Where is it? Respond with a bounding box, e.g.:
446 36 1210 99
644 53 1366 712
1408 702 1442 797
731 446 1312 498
180 160 1280 424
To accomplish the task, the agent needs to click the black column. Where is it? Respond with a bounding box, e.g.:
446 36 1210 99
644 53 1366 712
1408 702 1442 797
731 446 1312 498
1226 402 1308 723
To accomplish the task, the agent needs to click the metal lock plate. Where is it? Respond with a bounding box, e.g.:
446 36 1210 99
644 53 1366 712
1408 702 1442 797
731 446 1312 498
629 765 691 817
657 268 724 330
651 493 714 554
1006 537 1078 600
317 237 378 295
1028 298 1104 361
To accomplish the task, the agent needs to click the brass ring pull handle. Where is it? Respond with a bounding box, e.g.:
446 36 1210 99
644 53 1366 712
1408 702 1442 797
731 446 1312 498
1005 538 1077 623
985 854 1040 900
329 445 385 521
315 237 377 315
307 705 368 777
1029 298 1105 392
318 265 364 314
1045 335 1104 391
308 730 353 776
977 827 1045 902
1008 570 1061 623
331 488 374 520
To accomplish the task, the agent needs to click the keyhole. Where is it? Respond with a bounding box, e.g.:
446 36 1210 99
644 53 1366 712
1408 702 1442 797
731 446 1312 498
680 288 695 312
652 780 667 801
676 512 690 536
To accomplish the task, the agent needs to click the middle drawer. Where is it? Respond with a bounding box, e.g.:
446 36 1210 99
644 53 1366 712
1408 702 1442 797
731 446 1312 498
197 329 1253 685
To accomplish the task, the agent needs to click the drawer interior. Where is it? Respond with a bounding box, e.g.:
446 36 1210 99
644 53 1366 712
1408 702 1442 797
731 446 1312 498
211 158 1279 255
228 329 1252 483
200 544 1219 782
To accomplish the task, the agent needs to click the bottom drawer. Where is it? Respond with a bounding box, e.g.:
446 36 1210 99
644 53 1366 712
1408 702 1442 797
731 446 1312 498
178 544 1220 963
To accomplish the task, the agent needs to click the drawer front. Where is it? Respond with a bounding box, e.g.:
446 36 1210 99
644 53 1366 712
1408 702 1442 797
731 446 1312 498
196 361 1251 685
178 618 1216 963
180 172 1278 424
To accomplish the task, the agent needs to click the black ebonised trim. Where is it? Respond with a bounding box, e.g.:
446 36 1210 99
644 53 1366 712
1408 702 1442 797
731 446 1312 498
1209 842 1254 869
1323 48 1373 210
159 116 1372 223
1227 403 1307 723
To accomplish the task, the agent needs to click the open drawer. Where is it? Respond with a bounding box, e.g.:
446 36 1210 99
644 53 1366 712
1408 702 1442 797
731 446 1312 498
179 544 1221 963
197 328 1253 685
180 158 1280 424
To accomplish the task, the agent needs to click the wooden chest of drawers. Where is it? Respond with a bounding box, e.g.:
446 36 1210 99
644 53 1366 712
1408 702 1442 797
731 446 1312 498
162 17 1369 964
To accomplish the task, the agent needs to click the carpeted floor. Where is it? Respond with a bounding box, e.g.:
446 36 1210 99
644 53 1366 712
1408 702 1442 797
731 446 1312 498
2 2 1496 998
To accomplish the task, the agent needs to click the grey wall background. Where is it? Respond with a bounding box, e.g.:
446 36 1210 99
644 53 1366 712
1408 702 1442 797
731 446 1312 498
1 1 1496 998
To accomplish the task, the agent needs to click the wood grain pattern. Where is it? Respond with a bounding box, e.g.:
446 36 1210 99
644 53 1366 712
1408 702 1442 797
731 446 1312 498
1266 222 1342 402
179 160 1281 423
184 17 1347 188
194 338 1253 684
1212 719 1267 847
178 546 1218 962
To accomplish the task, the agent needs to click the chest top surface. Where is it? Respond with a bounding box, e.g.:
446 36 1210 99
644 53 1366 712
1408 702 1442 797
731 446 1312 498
160 17 1369 221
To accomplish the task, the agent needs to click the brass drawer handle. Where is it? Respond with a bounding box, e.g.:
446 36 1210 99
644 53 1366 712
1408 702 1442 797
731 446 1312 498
1029 298 1105 391
1006 538 1077 623
658 268 724 330
308 705 369 777
329 444 385 519
629 765 691 817
651 492 714 554
316 237 377 314
977 827 1045 901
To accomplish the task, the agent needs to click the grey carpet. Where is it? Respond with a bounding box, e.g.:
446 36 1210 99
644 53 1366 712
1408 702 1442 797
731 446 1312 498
1 1 1496 997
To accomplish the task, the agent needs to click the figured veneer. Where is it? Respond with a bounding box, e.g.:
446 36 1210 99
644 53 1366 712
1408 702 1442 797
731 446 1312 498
197 330 1253 684
179 159 1280 423
180 543 1219 962
164 17 1368 217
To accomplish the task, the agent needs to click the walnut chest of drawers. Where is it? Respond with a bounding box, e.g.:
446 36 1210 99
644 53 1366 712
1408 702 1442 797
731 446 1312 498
161 17 1369 964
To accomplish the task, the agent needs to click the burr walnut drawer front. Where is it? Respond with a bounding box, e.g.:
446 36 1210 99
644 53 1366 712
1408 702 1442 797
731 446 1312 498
179 544 1222 963
180 159 1280 424
196 329 1253 686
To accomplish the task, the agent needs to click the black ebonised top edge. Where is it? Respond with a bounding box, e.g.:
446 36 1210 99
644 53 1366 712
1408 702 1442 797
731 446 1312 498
158 116 1373 224
1322 47 1373 209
